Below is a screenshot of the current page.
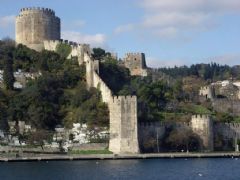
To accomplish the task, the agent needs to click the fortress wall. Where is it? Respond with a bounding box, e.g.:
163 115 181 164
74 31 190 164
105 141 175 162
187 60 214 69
43 40 59 51
93 72 112 103
191 115 214 151
69 43 91 65
109 96 139 153
85 53 112 103
214 123 240 139
85 53 139 153
138 122 166 152
212 99 240 115
138 122 192 152
44 40 91 65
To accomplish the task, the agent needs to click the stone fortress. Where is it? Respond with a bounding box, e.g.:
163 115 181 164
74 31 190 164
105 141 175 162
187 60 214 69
199 80 240 115
15 7 240 153
16 7 60 51
123 53 148 76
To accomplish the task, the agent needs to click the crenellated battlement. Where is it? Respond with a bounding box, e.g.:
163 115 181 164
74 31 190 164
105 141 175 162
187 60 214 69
191 114 211 121
125 52 144 57
191 114 213 151
123 52 148 77
20 7 55 15
16 7 60 51
139 121 190 128
221 123 240 128
200 86 210 90
112 95 137 103
44 40 90 49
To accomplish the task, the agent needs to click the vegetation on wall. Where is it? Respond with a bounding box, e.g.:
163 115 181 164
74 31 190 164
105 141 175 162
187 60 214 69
56 43 72 59
94 47 240 123
0 40 109 132
1 42 240 133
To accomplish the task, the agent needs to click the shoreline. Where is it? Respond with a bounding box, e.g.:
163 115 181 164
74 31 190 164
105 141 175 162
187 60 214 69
1 152 240 162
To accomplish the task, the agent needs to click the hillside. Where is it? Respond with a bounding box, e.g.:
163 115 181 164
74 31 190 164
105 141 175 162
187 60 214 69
1 40 240 133
0 40 109 132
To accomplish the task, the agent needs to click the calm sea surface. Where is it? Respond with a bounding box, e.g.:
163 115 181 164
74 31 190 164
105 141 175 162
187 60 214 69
0 158 240 180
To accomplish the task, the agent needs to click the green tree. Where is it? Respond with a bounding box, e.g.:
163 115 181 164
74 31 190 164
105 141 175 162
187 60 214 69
56 43 72 59
3 53 15 90
92 48 106 60
0 106 8 131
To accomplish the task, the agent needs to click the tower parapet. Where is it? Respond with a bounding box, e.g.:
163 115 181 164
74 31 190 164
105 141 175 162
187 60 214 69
19 7 55 16
191 114 213 151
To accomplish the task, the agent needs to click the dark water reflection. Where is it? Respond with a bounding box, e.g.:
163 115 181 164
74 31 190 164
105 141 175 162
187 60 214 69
0 158 240 180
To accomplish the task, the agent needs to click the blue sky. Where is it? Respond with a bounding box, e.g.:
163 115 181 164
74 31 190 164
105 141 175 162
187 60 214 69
0 0 240 67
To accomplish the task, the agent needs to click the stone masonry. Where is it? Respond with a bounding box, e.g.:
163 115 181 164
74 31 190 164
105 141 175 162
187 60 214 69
199 82 240 115
85 54 139 154
109 96 139 153
16 7 140 154
16 7 60 51
123 53 148 76
16 7 227 153
44 40 91 65
191 115 214 151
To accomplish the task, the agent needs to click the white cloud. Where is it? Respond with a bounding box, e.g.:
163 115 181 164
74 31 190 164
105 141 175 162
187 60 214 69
115 0 240 39
0 15 15 28
61 31 107 47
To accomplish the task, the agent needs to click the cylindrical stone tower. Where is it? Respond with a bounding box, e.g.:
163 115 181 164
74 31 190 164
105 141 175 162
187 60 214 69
16 7 60 51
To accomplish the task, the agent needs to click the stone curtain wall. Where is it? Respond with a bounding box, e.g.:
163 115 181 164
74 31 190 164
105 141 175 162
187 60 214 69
16 8 60 51
214 123 240 139
212 99 240 115
93 72 112 103
85 53 139 154
139 119 240 152
44 40 91 65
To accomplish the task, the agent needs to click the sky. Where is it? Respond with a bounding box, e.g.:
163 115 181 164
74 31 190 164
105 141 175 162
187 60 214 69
0 0 240 67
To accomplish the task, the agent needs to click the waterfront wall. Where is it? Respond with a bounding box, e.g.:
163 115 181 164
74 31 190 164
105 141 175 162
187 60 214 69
109 96 139 154
85 53 139 154
212 99 240 115
191 115 214 151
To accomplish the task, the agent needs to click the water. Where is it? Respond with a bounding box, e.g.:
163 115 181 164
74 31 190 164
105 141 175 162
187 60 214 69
0 158 240 180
